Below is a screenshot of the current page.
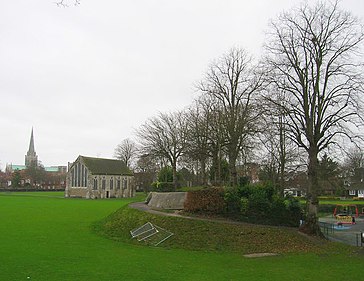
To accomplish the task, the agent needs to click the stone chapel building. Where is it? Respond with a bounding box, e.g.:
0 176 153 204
65 155 135 199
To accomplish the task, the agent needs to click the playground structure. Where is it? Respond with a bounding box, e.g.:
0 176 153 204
333 204 358 225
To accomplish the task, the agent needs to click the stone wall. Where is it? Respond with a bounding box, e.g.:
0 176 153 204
147 192 187 210
66 187 87 198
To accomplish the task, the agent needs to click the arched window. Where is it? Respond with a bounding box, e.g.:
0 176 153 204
93 178 98 190
77 162 81 187
102 177 106 189
123 178 128 190
110 178 114 190
71 170 75 187
116 177 121 190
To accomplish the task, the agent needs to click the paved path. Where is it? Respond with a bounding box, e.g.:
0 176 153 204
130 202 187 218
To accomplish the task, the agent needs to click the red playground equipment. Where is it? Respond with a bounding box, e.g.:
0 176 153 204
333 204 359 225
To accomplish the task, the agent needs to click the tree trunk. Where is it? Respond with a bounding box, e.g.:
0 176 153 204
278 117 286 197
228 149 238 187
172 160 178 191
278 163 285 197
200 158 207 187
300 146 323 236
211 146 222 187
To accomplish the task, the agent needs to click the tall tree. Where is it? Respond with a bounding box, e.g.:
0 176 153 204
134 154 158 192
11 170 22 188
24 164 46 187
199 48 263 186
186 95 225 186
114 138 138 169
265 1 364 235
260 92 299 195
137 111 189 190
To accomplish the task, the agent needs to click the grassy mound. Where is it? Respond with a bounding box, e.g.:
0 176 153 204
96 204 331 254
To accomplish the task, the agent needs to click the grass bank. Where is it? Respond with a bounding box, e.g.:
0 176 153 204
97 205 326 254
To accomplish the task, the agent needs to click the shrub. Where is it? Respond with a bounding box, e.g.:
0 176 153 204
282 197 303 226
248 187 272 217
240 197 249 215
223 184 303 226
287 202 303 226
224 187 241 215
157 166 174 182
150 181 174 192
238 176 250 187
269 196 287 219
184 188 225 214
318 204 336 214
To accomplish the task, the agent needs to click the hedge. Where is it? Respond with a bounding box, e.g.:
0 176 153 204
184 188 225 214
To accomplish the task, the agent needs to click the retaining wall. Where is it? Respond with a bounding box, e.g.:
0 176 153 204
146 192 187 210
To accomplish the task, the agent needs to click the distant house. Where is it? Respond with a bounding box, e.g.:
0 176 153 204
236 163 260 183
345 183 364 199
65 155 135 199
284 188 306 197
344 167 364 199
344 167 364 198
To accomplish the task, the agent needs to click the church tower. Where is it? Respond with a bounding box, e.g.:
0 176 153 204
25 128 38 167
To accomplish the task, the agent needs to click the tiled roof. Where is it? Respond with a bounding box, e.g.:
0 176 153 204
345 182 364 190
79 156 133 176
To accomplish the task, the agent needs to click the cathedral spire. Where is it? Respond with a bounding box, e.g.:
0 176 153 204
25 127 38 167
28 127 35 155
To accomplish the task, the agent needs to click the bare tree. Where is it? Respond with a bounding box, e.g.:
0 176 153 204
343 146 364 171
134 153 159 192
55 0 80 7
186 95 227 186
265 1 364 235
186 98 211 186
259 112 299 194
199 48 263 186
114 138 138 169
137 111 189 190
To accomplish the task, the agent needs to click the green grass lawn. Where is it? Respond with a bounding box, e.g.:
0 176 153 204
0 192 364 281
318 199 364 205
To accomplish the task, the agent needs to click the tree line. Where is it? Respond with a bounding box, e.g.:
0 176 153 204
113 1 364 235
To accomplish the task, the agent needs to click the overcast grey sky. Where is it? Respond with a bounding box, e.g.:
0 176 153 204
1 0 363 170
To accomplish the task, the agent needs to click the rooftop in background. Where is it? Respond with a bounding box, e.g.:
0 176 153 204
10 165 26 171
6 164 66 173
75 155 132 176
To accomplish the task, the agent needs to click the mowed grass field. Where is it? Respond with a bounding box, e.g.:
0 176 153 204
1 192 364 281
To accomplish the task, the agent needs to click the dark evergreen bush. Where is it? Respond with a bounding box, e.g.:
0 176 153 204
224 187 241 215
223 183 303 226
